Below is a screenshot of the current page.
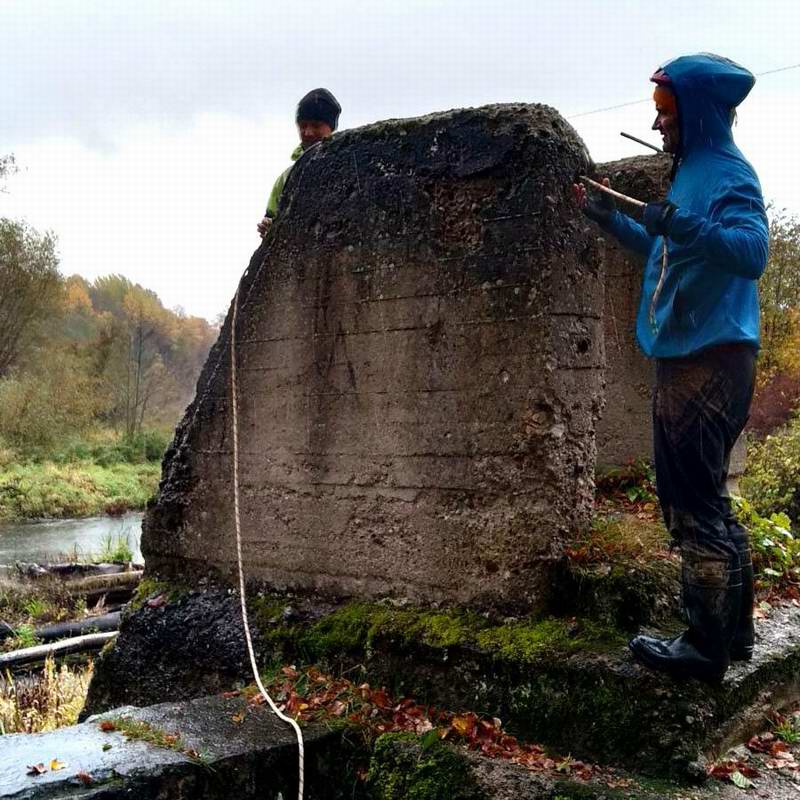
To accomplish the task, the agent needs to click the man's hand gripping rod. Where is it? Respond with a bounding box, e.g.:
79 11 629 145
578 176 645 209
578 176 668 331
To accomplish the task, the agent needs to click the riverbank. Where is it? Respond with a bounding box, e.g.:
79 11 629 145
0 462 159 521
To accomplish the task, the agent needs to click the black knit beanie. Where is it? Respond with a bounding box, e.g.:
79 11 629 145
296 88 341 131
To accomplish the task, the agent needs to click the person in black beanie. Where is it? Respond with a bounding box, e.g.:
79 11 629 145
257 88 341 237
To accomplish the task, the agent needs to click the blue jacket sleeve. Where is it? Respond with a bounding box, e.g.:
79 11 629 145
598 210 655 258
667 184 769 280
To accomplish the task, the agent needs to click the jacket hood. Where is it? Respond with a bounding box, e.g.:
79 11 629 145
653 53 755 156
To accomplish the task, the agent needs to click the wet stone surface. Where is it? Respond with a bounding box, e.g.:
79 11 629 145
1 695 337 799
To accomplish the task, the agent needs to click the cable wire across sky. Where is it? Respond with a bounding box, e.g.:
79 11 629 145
568 62 800 119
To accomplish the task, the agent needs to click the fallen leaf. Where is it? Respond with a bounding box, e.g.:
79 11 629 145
731 770 753 789
50 759 66 771
370 688 391 708
101 743 112 752
99 721 116 732
222 690 240 699
27 763 47 776
231 710 245 724
146 593 167 609
75 771 93 786
451 713 477 738
421 728 440 751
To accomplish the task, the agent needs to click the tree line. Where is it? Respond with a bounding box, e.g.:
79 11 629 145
1 152 798 451
0 215 217 454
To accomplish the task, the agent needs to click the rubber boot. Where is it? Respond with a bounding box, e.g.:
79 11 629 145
726 517 754 661
629 543 741 683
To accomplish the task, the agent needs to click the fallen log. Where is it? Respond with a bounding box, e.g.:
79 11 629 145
65 570 143 600
9 562 142 580
0 611 121 644
37 611 121 643
0 631 118 669
42 562 142 579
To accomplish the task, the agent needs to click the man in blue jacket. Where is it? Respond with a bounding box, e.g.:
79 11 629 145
575 54 769 682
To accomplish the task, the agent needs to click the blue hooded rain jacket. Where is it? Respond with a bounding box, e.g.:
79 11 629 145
602 53 769 358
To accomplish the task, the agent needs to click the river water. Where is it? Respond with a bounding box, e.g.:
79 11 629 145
0 513 144 566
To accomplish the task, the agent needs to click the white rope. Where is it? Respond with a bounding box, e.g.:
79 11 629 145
230 283 305 800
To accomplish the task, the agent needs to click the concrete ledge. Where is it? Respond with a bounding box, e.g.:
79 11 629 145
85 586 800 781
1 695 346 799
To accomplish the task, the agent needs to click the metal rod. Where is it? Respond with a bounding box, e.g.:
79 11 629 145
620 131 662 153
578 176 646 209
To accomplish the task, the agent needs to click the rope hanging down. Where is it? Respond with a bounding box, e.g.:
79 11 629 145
230 283 306 800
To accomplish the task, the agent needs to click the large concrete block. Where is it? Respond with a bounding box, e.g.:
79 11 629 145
143 105 602 612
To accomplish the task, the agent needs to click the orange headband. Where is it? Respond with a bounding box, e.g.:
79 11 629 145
653 85 677 115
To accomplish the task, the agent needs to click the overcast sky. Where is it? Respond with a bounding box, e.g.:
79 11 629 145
1 0 798 320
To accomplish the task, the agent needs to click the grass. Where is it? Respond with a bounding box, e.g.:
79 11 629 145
0 656 93 734
3 622 40 651
0 461 159 521
0 575 85 630
59 530 138 565
569 513 670 566
102 716 208 762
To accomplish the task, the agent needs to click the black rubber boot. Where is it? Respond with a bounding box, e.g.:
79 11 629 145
726 517 754 661
629 543 741 683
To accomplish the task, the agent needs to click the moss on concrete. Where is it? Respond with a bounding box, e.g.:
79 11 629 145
272 601 625 668
366 733 483 800
295 603 492 662
474 617 626 663
128 577 193 612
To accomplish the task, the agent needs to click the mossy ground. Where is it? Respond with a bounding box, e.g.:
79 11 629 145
367 733 483 800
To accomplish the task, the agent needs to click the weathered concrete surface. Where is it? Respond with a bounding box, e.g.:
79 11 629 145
2 695 348 799
595 153 747 477
143 104 602 613
595 154 671 470
81 587 261 718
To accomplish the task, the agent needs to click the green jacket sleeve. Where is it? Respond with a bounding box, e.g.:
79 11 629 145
265 166 291 218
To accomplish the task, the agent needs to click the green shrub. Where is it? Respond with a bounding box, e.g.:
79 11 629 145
740 415 800 524
733 496 800 586
595 460 657 504
23 429 170 467
0 352 105 452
